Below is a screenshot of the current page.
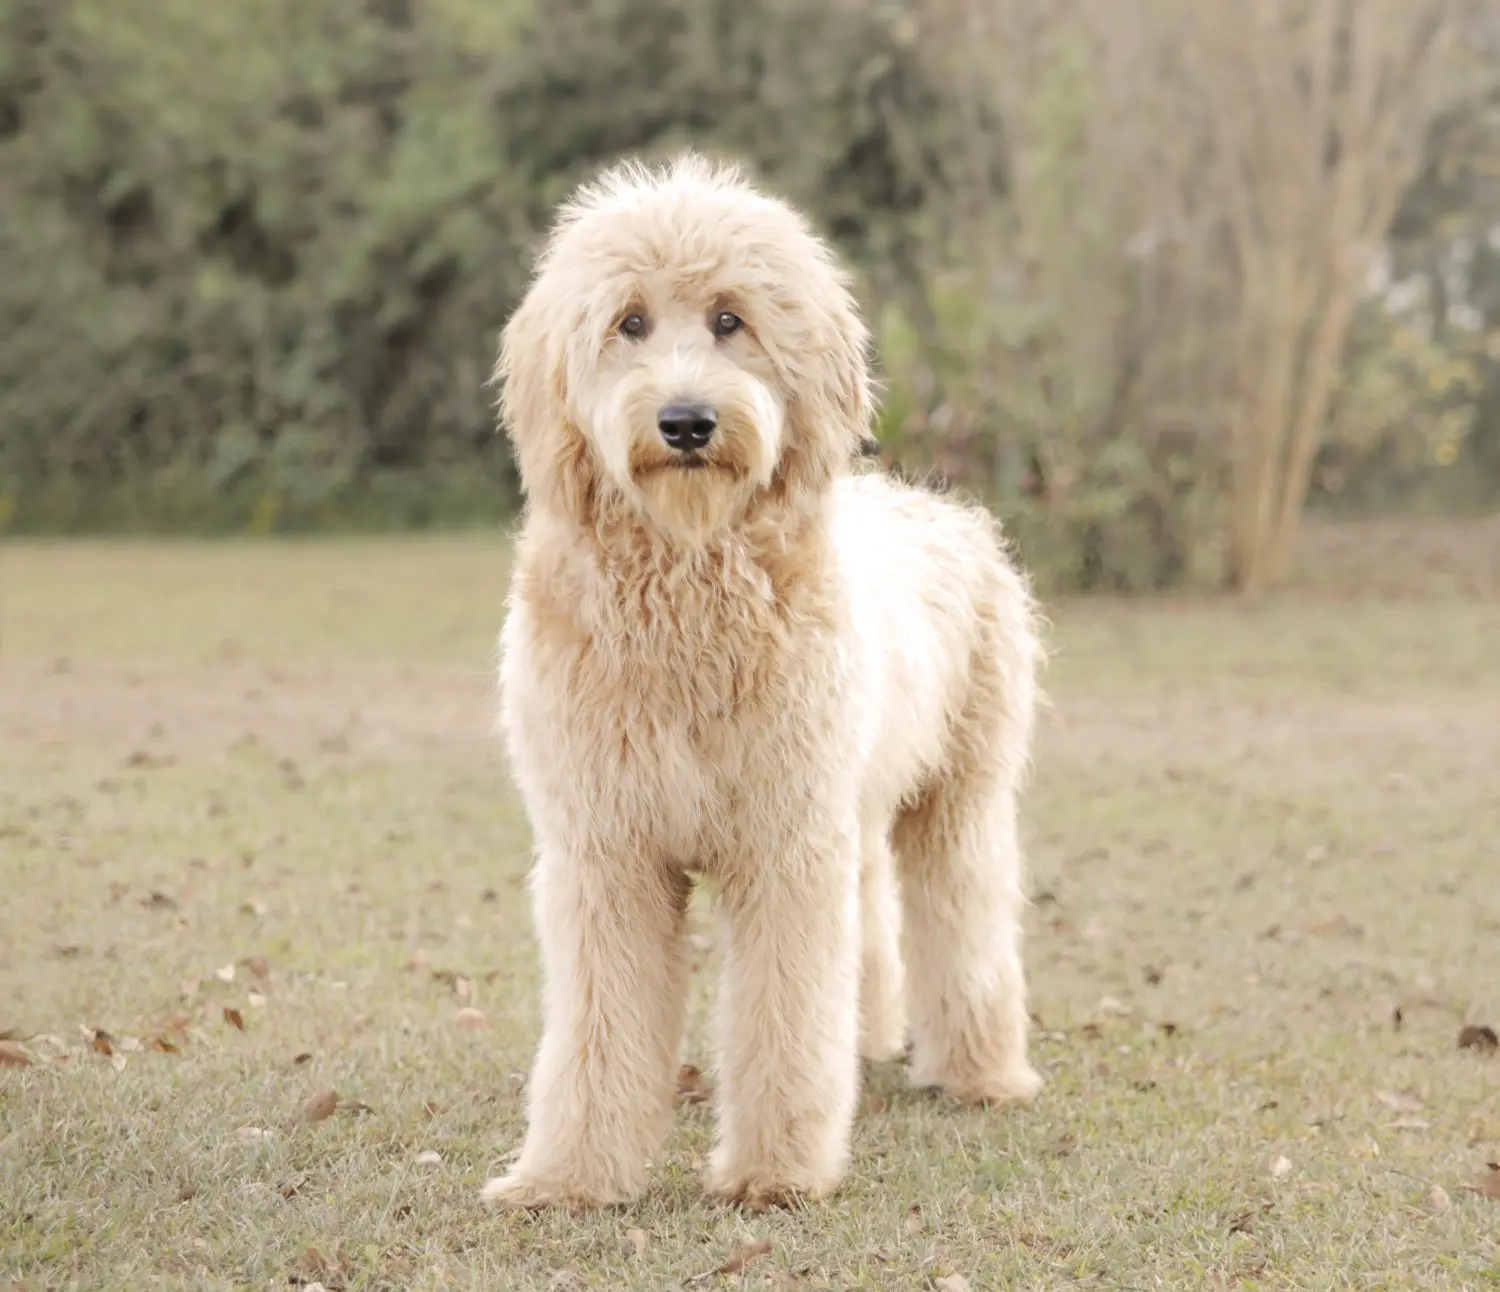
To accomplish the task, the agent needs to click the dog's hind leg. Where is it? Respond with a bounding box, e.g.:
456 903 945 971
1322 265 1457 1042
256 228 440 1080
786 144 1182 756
892 773 1042 1107
858 824 907 1062
482 851 692 1211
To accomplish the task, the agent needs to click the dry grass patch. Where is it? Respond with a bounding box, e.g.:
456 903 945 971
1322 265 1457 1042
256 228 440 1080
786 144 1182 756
2 534 1499 1289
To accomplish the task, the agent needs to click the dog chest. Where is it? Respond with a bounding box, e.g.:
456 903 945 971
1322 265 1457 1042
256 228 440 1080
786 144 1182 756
502 565 849 856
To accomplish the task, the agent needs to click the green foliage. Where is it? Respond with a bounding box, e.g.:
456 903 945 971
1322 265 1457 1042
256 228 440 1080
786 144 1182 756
0 0 1492 587
868 28 1228 593
1325 314 1479 473
0 0 945 534
0 0 535 529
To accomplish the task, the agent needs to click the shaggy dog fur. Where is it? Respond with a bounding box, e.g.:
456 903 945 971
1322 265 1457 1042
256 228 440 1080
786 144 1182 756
483 155 1043 1212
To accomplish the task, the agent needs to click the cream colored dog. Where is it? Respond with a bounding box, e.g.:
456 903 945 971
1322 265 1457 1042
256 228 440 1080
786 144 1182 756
484 155 1043 1212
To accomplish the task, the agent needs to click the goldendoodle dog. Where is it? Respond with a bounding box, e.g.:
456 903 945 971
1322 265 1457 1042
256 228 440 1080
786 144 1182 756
484 154 1043 1212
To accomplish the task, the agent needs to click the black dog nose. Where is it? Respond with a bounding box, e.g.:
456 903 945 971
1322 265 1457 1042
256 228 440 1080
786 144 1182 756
657 403 717 451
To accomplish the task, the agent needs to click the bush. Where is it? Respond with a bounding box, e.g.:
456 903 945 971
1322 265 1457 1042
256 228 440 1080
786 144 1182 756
1 0 536 529
1 0 1490 592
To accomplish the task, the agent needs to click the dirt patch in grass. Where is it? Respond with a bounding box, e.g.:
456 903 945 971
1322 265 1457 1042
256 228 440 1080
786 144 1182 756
2 534 1499 1290
1 657 496 763
1293 513 1500 600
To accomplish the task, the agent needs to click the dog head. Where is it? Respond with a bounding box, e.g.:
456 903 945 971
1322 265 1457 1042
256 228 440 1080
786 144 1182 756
495 154 872 542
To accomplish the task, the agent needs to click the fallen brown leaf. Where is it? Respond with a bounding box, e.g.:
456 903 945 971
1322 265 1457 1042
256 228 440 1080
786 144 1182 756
1227 1200 1272 1234
170 1009 196 1028
1459 1024 1499 1054
1308 914 1364 939
142 890 177 910
301 1089 339 1123
0 1044 32 1067
1462 1163 1500 1201
705 1238 772 1278
280 1175 310 1199
87 1028 115 1057
1376 1090 1424 1114
433 970 475 1004
293 1052 314 1065
625 1227 649 1257
223 1007 245 1032
292 1244 351 1290
676 1063 713 1105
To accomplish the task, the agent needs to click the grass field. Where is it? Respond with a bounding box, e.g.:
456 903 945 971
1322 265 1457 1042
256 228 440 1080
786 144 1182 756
3 526 1499 1290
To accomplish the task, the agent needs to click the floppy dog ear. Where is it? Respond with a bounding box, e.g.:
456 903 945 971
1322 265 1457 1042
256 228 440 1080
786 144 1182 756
493 290 596 524
776 282 874 498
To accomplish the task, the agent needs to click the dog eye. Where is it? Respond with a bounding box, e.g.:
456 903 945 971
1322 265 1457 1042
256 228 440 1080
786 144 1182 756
619 313 648 339
713 311 744 338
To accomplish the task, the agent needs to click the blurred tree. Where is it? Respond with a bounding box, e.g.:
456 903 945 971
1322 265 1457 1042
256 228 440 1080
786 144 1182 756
876 0 1237 590
1178 0 1480 591
0 0 1493 586
1382 27 1500 498
0 0 537 529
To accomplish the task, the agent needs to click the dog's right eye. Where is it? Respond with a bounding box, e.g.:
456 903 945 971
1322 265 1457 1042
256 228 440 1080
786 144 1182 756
619 313 648 339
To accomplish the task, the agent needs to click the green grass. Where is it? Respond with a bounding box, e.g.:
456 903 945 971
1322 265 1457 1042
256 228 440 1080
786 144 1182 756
2 532 1499 1290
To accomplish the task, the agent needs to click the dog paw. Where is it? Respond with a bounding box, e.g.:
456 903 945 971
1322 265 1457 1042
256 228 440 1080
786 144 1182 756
706 1173 811 1212
859 1023 908 1065
480 1172 623 1213
706 1160 841 1212
935 1063 1044 1108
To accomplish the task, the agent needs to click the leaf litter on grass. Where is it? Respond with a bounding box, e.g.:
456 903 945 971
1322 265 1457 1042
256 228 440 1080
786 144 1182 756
8 540 1500 1289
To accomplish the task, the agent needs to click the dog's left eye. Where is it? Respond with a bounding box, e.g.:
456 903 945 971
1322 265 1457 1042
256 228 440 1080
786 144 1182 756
713 311 744 339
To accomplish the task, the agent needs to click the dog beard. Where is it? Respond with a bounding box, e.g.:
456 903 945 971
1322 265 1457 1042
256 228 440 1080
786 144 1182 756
605 381 783 544
631 455 750 543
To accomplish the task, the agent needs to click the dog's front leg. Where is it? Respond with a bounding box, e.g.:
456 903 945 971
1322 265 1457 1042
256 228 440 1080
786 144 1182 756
482 849 691 1211
707 813 862 1209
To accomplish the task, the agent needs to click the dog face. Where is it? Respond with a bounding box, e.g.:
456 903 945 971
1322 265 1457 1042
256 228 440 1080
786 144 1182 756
497 156 872 541
576 282 788 543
